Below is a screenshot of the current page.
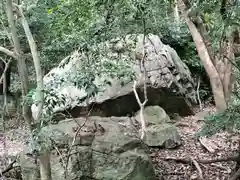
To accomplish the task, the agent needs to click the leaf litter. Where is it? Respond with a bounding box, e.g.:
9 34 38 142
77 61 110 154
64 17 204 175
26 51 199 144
150 104 239 180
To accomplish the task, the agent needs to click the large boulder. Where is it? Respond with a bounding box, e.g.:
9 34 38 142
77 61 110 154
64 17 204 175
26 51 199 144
19 116 157 180
31 33 196 121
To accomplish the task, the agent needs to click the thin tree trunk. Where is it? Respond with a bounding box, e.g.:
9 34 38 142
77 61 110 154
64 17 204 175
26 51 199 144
173 0 180 23
6 0 31 125
181 0 217 66
18 4 44 121
179 0 227 111
222 35 234 102
39 151 52 180
16 4 52 180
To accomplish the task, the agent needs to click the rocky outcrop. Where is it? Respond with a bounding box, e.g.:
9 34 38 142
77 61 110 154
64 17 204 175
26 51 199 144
19 116 157 180
31 33 196 121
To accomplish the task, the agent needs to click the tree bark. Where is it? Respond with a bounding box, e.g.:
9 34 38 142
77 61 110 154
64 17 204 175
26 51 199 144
39 151 52 180
178 0 227 111
0 46 16 59
182 0 217 66
6 0 31 125
222 34 234 102
17 4 44 121
173 0 180 23
16 4 52 180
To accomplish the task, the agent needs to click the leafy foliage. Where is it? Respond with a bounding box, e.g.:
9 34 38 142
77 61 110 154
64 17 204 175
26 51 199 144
30 37 136 124
198 98 240 137
19 0 200 72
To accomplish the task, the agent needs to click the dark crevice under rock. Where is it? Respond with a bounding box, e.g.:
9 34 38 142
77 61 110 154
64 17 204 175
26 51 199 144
66 87 194 119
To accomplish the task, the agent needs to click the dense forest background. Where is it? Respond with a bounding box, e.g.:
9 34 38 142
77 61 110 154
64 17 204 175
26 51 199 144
0 0 240 179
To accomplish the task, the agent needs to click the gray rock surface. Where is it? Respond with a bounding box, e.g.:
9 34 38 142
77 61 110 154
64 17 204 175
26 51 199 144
145 124 181 148
31 33 196 121
19 116 157 180
135 106 181 148
135 106 170 126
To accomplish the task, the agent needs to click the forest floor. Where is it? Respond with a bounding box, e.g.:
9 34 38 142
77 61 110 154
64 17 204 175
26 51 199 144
151 104 239 180
0 104 239 179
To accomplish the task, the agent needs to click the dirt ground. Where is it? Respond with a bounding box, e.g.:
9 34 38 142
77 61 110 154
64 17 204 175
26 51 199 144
151 104 239 180
0 104 239 180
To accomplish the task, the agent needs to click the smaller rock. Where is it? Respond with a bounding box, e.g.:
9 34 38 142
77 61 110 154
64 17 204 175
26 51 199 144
135 106 170 126
145 124 181 148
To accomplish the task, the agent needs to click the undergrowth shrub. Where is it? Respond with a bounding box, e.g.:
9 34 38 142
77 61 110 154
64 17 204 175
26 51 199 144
198 95 240 137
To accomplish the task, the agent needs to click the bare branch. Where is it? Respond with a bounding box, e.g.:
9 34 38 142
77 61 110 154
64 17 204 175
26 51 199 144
0 158 17 177
196 76 202 110
190 157 203 180
133 80 147 140
0 58 12 84
0 46 16 59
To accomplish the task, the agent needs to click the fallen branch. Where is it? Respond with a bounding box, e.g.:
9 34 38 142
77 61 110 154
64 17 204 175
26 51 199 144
190 156 203 179
162 155 240 179
210 163 231 172
199 137 216 153
162 155 240 164
0 158 17 177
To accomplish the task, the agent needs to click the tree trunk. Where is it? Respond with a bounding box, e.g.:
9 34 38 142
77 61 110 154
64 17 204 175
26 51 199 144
39 151 52 180
18 5 44 121
6 0 32 125
222 35 234 102
179 0 227 111
16 4 52 180
173 0 180 23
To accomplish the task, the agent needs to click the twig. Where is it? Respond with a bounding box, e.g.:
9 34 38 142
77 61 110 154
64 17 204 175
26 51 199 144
199 137 216 153
0 58 12 84
0 158 17 177
190 156 203 179
196 75 202 110
133 80 147 140
162 155 240 164
210 163 230 172
64 103 94 179
50 139 66 170
0 46 16 59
